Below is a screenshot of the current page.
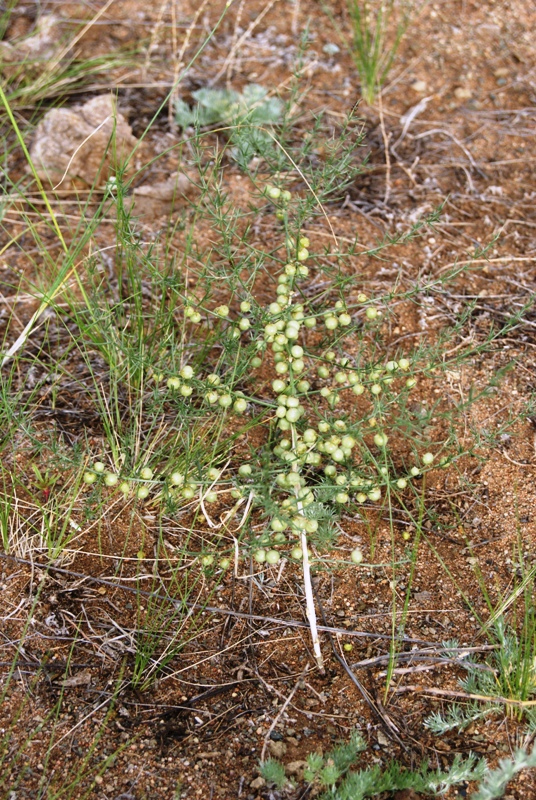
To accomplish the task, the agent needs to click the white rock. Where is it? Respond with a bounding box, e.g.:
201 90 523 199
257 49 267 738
411 80 427 93
30 94 138 187
454 86 472 100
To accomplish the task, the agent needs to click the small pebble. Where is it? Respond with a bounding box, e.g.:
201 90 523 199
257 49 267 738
454 86 472 100
411 80 427 92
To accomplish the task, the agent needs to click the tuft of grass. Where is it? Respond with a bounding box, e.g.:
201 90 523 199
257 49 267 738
323 0 425 104
0 9 135 115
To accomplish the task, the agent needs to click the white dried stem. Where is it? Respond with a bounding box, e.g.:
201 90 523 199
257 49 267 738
291 424 323 669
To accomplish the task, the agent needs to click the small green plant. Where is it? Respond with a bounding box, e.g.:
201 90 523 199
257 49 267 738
261 731 485 798
175 83 283 168
428 549 536 734
323 0 423 104
471 747 536 800
427 617 536 735
259 757 288 790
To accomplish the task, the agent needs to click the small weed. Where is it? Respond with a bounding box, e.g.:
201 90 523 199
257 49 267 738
427 594 536 732
261 731 485 798
323 0 425 104
175 83 283 168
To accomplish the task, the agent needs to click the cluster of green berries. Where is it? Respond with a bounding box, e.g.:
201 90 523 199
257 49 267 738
84 184 445 575
83 463 229 504
83 461 154 499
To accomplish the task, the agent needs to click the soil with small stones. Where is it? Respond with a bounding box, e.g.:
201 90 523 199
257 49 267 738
1 1 536 799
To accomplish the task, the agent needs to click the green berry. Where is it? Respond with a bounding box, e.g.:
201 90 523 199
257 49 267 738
351 548 363 564
324 315 339 331
265 550 280 565
83 471 97 485
218 394 233 408
167 377 181 390
238 464 252 478
422 452 434 465
104 472 118 487
93 461 105 474
253 549 267 563
365 307 378 320
180 365 194 380
215 305 229 317
285 407 301 423
137 486 150 500
266 185 281 200
240 300 251 313
140 467 153 481
170 472 185 486
233 398 248 413
285 325 299 340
